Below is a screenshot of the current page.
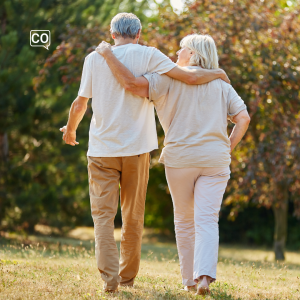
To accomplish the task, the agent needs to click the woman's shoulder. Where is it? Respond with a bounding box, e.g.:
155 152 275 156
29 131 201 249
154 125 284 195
210 78 232 93
219 78 231 87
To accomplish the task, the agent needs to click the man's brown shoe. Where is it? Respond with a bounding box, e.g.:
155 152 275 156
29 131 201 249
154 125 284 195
119 283 134 287
103 288 118 293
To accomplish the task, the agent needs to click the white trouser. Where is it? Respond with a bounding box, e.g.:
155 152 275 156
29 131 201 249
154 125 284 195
165 166 230 286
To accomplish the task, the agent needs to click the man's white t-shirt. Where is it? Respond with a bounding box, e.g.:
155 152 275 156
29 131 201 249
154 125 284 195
78 44 176 157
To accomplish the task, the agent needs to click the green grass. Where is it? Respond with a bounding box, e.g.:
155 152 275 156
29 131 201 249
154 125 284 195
0 230 300 299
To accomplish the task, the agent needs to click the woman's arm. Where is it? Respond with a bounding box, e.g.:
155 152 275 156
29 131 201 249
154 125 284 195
96 42 149 97
96 41 229 93
165 66 230 85
229 110 251 152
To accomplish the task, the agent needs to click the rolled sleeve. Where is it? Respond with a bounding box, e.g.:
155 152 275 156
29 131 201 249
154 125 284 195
143 73 172 102
227 86 247 123
78 55 92 98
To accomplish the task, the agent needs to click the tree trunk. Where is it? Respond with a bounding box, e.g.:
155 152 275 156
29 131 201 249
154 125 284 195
0 133 9 162
272 184 288 261
0 132 9 226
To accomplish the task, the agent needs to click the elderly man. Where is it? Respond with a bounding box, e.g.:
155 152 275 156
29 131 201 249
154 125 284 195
60 13 230 292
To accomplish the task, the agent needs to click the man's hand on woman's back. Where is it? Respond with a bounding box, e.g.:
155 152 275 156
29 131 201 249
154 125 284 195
218 69 230 84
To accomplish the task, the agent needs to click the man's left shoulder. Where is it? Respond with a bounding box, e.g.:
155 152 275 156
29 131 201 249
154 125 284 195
86 51 105 61
132 44 158 54
85 51 106 67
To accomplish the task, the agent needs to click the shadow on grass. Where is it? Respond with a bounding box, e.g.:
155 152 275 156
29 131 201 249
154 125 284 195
0 232 180 262
132 275 240 300
116 283 240 300
218 256 300 271
141 243 178 262
209 282 242 300
1 231 300 270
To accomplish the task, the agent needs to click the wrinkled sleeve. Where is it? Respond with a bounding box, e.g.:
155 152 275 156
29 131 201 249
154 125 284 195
147 48 176 74
143 73 172 103
78 55 92 98
227 86 247 123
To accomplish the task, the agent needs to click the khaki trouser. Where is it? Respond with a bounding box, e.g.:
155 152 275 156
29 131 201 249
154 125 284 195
87 153 150 290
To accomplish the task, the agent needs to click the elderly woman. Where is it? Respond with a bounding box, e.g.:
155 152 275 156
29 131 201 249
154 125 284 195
96 34 250 295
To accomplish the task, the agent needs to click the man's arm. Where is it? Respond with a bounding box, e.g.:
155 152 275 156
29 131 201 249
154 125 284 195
229 110 251 152
96 43 148 97
59 96 89 146
96 41 229 97
165 66 230 85
101 50 149 97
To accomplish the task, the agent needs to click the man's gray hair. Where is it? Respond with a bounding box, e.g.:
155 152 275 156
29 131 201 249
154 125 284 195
110 13 142 39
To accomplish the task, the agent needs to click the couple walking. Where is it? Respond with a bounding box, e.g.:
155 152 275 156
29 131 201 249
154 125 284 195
60 12 250 295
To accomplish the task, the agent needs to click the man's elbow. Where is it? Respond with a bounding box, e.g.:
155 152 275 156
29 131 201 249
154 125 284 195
74 105 86 113
74 100 87 113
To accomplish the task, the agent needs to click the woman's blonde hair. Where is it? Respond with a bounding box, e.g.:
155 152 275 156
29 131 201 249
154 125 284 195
180 34 219 69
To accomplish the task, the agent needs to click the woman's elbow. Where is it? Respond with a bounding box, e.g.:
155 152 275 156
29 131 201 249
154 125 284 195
245 114 251 124
240 116 251 128
124 78 143 92
233 112 251 125
124 79 139 91
186 74 197 85
124 83 135 91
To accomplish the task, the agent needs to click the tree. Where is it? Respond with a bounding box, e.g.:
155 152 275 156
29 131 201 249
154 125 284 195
139 0 300 260
34 0 300 260
0 0 154 231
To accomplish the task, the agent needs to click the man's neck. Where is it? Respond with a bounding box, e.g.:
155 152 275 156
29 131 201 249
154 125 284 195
114 38 137 47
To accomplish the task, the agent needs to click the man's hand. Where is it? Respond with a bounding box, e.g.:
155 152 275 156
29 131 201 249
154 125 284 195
96 41 112 57
218 69 231 84
60 126 79 146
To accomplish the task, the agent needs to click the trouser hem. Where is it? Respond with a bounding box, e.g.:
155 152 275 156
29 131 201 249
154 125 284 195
119 281 134 287
183 279 197 286
193 272 216 284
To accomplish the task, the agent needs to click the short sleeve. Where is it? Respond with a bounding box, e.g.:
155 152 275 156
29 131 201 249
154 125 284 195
143 73 172 102
227 86 247 123
78 55 92 98
147 48 176 75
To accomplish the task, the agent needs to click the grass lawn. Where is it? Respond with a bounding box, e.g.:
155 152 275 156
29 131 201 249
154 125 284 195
0 229 299 300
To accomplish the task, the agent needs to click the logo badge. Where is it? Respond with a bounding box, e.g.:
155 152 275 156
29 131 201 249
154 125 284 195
30 30 51 50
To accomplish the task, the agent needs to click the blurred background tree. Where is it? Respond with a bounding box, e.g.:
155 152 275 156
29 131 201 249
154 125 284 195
0 0 158 231
141 0 300 260
1 0 300 260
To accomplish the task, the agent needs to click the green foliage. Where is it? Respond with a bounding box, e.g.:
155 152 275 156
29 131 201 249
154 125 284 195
141 0 300 215
0 0 159 230
1 0 300 249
